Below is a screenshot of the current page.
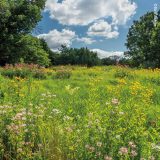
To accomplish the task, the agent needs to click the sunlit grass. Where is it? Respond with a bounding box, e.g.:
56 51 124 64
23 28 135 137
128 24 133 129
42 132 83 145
0 65 160 159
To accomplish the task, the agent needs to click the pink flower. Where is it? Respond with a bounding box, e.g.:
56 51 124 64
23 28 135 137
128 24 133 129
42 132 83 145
17 148 22 153
118 147 128 155
96 152 101 157
111 98 120 105
131 150 138 157
85 144 95 153
104 155 112 160
128 141 136 149
149 156 155 160
88 146 95 153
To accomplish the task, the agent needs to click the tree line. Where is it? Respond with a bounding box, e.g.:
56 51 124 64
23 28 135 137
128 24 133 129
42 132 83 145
0 0 160 68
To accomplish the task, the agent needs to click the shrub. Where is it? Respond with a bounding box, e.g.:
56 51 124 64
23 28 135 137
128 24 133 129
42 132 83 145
54 70 72 79
15 35 50 67
33 70 47 79
1 68 31 78
0 63 48 79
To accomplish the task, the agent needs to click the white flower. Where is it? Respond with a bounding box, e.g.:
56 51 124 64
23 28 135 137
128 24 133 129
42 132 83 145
63 115 71 121
96 142 102 147
52 109 61 114
115 135 121 140
95 119 100 124
106 102 110 105
151 143 160 151
119 112 124 115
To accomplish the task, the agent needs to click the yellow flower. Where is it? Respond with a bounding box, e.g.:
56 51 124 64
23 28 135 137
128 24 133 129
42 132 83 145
118 79 127 85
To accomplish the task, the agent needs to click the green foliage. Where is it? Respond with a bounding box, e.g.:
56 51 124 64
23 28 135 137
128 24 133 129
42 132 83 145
145 76 160 86
33 70 47 79
114 68 134 79
0 66 159 159
50 45 100 67
1 68 30 78
0 0 45 34
119 57 135 67
0 63 48 79
101 57 117 66
0 0 47 65
126 11 160 68
15 35 50 66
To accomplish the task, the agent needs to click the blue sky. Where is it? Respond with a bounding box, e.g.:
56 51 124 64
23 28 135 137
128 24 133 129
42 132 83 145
36 0 160 57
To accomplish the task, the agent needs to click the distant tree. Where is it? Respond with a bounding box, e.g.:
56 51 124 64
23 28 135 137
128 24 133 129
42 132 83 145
126 10 160 68
49 45 100 66
0 0 47 65
119 58 134 67
101 57 117 66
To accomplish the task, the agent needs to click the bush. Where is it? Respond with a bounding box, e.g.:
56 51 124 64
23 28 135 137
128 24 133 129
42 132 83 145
54 70 72 79
33 70 47 79
1 68 31 78
13 35 50 67
101 57 117 65
0 64 48 79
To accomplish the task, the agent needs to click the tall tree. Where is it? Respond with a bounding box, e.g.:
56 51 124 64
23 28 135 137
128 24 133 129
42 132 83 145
126 11 160 68
0 0 47 65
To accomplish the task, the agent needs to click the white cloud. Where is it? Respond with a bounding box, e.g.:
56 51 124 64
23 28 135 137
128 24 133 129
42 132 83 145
45 0 137 26
87 20 119 39
76 37 96 44
38 29 76 51
92 49 124 59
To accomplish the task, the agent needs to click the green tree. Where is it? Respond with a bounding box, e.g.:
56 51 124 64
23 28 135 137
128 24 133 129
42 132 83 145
15 35 50 66
49 45 100 66
102 57 117 66
126 11 160 68
0 0 47 65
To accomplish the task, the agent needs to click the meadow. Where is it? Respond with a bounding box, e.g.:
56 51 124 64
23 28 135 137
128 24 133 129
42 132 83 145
0 64 160 160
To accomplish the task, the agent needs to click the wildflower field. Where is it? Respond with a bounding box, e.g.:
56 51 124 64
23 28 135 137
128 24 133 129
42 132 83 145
0 64 160 160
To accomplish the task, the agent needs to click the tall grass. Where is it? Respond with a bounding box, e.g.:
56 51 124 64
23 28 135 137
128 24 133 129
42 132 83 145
0 65 159 159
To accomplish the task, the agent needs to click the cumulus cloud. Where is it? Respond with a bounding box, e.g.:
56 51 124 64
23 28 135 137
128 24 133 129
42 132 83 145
87 20 119 39
92 49 124 59
45 0 137 26
37 29 96 51
76 37 96 44
38 29 76 51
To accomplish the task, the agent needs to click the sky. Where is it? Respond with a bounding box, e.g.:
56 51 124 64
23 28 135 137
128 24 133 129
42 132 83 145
36 0 160 58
